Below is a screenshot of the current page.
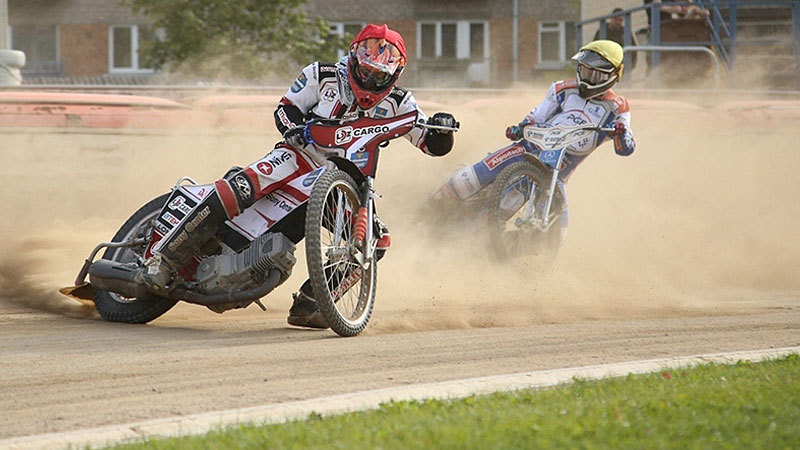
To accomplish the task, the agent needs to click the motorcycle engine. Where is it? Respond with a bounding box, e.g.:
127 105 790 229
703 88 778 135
194 232 296 312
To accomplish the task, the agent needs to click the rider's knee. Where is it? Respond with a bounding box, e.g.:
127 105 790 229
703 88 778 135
447 166 481 200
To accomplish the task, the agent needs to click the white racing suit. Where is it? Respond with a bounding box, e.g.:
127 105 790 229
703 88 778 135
433 79 635 241
213 60 453 248
147 58 454 306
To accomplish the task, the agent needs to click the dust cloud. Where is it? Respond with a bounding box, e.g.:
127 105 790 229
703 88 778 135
1 89 798 332
369 91 800 332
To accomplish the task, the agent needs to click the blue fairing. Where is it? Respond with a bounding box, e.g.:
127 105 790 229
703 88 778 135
472 141 535 187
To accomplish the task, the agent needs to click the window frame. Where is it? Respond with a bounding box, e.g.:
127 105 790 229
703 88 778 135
537 20 575 69
416 20 489 60
108 24 155 73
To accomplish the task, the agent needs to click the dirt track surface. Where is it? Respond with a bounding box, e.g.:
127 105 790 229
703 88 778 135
1 91 800 441
1 300 799 440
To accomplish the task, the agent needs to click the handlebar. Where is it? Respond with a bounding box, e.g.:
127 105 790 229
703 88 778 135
302 116 461 133
415 119 461 133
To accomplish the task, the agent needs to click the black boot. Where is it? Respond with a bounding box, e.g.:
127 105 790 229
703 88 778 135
139 192 229 293
287 280 329 329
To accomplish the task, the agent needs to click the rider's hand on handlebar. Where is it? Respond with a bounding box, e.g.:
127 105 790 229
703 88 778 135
611 121 627 137
428 112 459 134
505 124 524 141
283 126 307 148
506 119 535 141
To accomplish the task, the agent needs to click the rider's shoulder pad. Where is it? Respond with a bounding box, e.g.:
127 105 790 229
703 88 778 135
387 85 410 103
554 79 578 94
614 96 630 113
602 90 630 114
317 62 338 81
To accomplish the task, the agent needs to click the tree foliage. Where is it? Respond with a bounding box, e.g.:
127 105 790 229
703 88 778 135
124 0 349 80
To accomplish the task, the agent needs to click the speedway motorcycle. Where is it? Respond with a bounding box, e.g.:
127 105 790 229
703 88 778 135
61 111 458 336
486 124 615 260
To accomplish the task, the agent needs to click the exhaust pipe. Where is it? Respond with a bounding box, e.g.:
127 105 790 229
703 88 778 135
88 260 152 299
88 259 283 306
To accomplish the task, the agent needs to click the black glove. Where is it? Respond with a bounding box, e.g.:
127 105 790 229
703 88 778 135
505 119 532 141
427 112 459 134
505 124 524 141
283 126 307 149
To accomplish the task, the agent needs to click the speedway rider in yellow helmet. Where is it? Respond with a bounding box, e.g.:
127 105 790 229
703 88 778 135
431 40 635 243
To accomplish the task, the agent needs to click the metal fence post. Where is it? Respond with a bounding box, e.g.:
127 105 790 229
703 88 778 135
651 3 661 88
794 0 800 90
0 0 8 49
623 13 632 81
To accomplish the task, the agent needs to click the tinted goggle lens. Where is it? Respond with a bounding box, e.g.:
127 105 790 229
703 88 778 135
577 64 612 84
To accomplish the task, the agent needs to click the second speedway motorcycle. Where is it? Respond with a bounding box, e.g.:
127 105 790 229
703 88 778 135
61 111 458 336
436 124 614 262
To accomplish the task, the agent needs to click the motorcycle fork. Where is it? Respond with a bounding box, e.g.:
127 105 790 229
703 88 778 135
352 177 376 268
535 149 566 231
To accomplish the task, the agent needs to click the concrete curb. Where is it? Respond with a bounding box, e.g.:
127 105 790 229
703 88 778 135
2 346 798 449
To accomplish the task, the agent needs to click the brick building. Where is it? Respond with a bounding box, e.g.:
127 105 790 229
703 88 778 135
8 0 151 79
313 0 580 86
7 0 579 86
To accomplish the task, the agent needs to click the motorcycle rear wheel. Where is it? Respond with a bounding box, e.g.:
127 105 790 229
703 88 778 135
487 161 563 262
93 194 178 324
305 169 376 337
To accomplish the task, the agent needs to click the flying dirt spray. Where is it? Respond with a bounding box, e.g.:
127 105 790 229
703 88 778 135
1 93 799 332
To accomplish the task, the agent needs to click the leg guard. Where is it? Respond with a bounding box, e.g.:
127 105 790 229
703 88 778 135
159 192 228 267
142 191 229 292
213 170 257 220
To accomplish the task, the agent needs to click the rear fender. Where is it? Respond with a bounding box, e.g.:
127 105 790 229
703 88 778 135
522 153 553 175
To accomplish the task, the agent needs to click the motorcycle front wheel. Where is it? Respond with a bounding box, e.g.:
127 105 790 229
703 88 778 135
487 161 563 262
305 169 376 337
93 194 178 324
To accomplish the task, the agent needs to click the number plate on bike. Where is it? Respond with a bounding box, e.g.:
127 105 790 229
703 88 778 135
538 149 562 167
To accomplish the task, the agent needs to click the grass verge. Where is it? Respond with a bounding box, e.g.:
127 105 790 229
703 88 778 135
110 354 800 449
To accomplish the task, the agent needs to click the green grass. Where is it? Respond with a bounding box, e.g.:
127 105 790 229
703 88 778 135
110 354 800 449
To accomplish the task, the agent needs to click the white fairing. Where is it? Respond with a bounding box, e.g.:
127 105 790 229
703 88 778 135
547 112 595 155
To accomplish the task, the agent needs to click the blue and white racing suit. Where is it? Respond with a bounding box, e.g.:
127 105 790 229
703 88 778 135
433 78 636 241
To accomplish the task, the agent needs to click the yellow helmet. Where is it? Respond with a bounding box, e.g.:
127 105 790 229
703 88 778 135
571 40 624 99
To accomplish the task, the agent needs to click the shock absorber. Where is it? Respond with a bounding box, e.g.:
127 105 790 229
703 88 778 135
353 206 368 246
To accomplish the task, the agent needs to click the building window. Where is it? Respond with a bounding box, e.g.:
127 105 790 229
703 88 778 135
10 24 58 65
420 23 436 58
416 21 489 60
538 21 576 68
329 22 365 58
109 25 154 73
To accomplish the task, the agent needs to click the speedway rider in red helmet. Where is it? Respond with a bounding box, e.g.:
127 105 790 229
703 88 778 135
432 40 634 244
136 24 458 329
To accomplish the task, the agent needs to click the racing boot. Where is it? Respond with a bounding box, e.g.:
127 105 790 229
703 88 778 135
287 280 329 329
138 191 230 294
375 215 391 253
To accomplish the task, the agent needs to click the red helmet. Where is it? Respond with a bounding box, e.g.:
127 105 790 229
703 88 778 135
347 24 407 110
